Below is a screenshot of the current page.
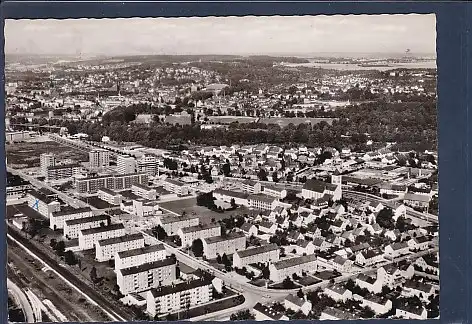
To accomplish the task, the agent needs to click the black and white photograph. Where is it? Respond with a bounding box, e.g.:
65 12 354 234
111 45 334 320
5 14 439 322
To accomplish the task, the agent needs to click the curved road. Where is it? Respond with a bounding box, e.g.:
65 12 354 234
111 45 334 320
7 278 36 323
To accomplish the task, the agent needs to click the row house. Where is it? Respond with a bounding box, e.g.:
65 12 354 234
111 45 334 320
284 294 312 316
355 274 382 294
354 294 392 315
356 249 384 267
323 285 353 302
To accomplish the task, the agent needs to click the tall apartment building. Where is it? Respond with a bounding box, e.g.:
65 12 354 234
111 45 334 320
146 277 213 317
202 232 246 259
75 173 148 194
95 233 145 262
115 244 167 270
46 164 81 181
64 214 109 239
89 149 110 168
136 154 159 176
116 256 177 295
40 153 56 176
78 223 126 250
177 224 221 248
117 155 136 174
49 207 93 230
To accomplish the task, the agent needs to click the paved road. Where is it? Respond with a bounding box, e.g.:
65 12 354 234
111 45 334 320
7 228 129 322
7 278 36 322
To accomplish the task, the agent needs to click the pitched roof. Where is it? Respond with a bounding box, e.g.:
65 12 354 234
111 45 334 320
236 243 279 259
273 254 317 270
303 179 337 193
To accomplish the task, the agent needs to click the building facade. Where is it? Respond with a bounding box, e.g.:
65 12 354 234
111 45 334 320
95 233 145 262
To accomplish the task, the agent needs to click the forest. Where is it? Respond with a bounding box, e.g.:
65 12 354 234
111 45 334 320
36 98 437 153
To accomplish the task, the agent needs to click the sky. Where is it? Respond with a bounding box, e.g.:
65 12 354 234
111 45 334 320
5 15 436 57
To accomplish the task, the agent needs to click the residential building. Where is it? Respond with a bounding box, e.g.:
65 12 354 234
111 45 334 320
324 285 353 302
50 207 93 230
320 307 357 320
269 254 317 282
202 232 246 259
26 189 61 218
355 274 382 294
115 244 167 270
356 249 384 266
395 304 428 320
301 179 341 201
258 221 277 234
233 243 280 268
178 224 221 248
117 155 136 174
157 215 199 236
241 180 262 194
263 185 287 199
403 193 431 209
401 280 435 301
357 295 392 315
46 164 81 181
146 277 213 317
98 188 123 205
252 303 289 321
136 154 159 176
64 214 109 239
95 233 145 262
76 173 148 194
40 153 56 176
132 199 161 217
116 256 177 295
377 264 403 288
131 183 157 200
78 223 126 250
248 194 276 210
240 223 258 237
163 178 189 195
284 294 312 316
384 242 410 259
89 149 110 168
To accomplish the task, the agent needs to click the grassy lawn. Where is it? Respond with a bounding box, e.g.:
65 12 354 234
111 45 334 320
6 140 88 168
297 275 322 286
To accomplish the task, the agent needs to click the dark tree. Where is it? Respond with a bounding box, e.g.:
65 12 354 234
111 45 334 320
191 239 204 257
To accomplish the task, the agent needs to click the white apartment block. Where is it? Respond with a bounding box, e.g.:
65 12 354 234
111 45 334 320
241 180 262 194
26 190 61 218
132 183 157 200
157 215 199 236
146 277 213 317
177 224 221 248
116 257 177 295
136 154 159 176
78 223 126 250
64 214 109 239
233 243 280 268
50 207 93 230
40 153 56 176
301 178 342 201
117 155 136 174
263 185 288 199
95 233 145 262
269 254 318 282
202 232 246 259
163 178 189 195
98 188 123 205
248 194 277 211
89 149 110 168
115 244 167 270
46 164 81 181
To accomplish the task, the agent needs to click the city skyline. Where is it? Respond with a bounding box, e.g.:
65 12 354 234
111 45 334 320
5 14 436 57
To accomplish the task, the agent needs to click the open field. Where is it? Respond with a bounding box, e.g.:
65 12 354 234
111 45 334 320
159 197 252 224
259 117 335 127
207 116 258 124
6 138 89 168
